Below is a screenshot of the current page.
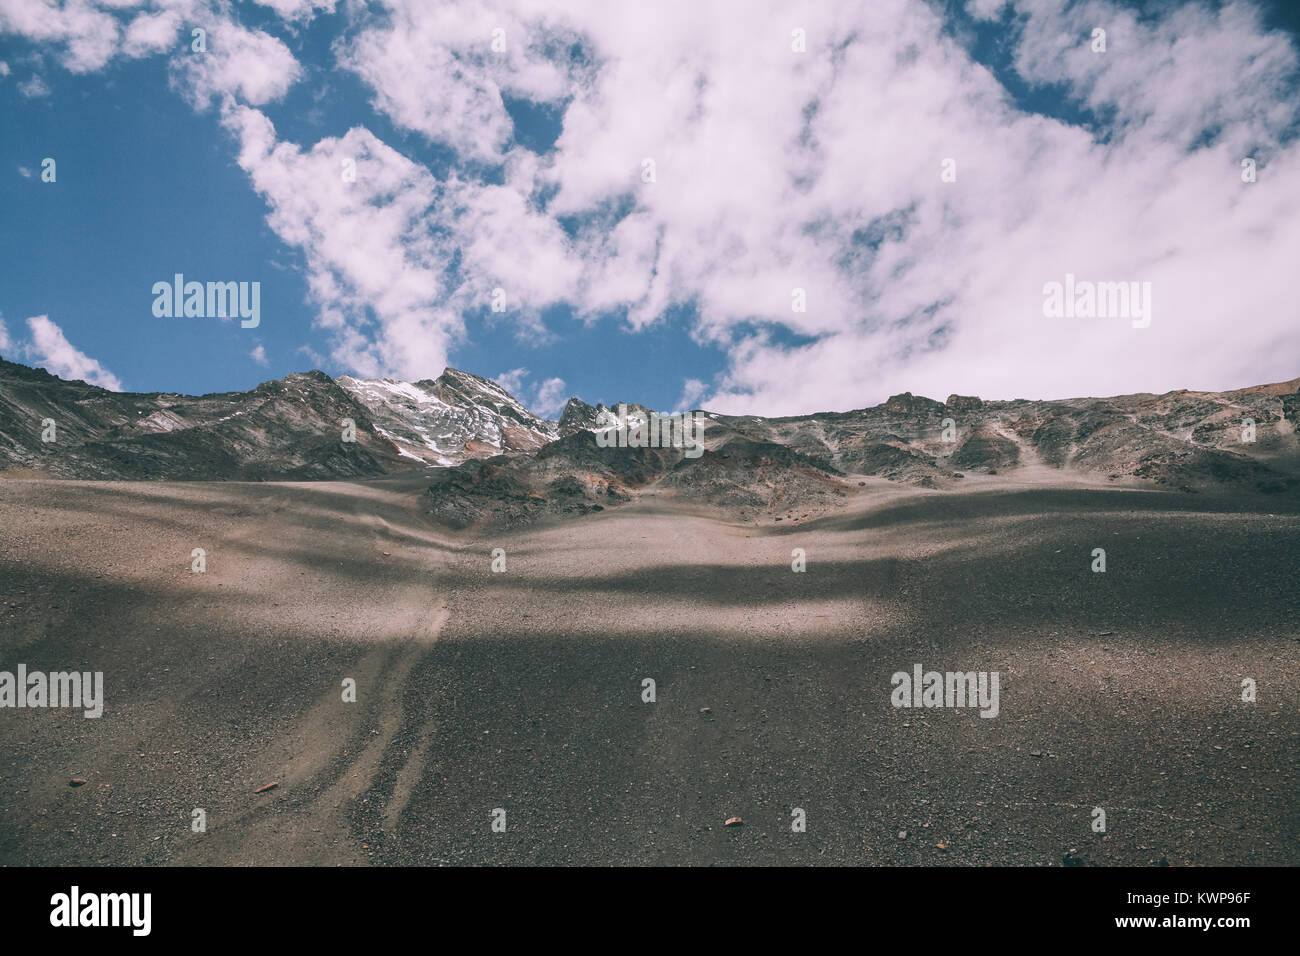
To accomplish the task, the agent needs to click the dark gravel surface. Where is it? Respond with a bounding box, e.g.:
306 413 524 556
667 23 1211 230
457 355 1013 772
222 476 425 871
0 477 1296 865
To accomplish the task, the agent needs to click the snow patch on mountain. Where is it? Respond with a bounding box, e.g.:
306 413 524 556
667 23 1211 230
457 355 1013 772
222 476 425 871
336 369 560 466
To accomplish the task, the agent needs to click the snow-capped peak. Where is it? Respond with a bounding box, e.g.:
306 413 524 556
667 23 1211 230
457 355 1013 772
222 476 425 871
336 369 560 466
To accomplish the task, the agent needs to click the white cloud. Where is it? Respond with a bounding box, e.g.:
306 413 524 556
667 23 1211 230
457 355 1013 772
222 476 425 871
17 165 31 178
250 344 268 366
676 378 706 412
17 74 48 97
122 9 183 59
966 0 1010 17
0 2 300 107
24 315 123 391
0 314 11 353
220 104 458 379
532 376 567 417
0 0 119 73
176 16 302 108
297 343 326 367
336 4 575 164
330 0 1300 412
494 367 530 396
491 367 567 414
252 0 337 24
218 102 578 380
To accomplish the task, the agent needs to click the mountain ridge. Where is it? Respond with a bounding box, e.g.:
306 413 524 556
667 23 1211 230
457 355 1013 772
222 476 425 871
1 357 1297 525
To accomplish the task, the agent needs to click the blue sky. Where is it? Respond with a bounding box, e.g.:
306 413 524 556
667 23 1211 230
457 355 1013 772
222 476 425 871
0 43 728 405
0 1 730 409
2 0 1298 416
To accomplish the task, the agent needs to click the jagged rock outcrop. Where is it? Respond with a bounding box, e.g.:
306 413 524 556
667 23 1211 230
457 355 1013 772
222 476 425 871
945 394 983 412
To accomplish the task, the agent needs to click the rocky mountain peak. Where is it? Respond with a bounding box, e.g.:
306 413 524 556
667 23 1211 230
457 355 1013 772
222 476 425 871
336 368 559 466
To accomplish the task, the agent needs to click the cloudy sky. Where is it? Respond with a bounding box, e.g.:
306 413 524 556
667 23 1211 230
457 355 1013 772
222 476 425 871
1 0 1297 416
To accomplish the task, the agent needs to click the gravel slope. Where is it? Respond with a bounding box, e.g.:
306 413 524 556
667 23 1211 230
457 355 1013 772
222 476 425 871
0 475 1295 866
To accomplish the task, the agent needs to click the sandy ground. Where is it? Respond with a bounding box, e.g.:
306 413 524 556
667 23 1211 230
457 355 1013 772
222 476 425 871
0 473 1296 866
